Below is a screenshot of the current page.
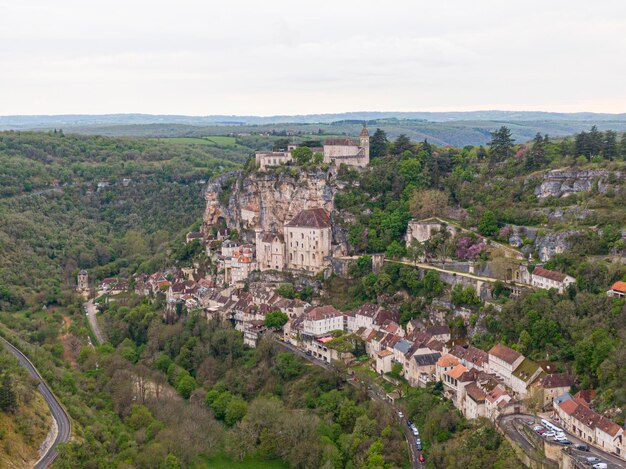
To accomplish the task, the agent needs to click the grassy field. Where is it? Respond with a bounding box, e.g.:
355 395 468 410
161 136 240 147
198 454 288 469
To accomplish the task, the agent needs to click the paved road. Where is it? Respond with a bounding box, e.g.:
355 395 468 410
275 339 424 468
84 299 105 344
0 336 71 468
500 414 626 469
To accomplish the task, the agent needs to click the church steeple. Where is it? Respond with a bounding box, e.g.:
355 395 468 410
359 124 369 163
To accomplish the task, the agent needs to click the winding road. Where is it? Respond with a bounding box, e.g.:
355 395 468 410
84 298 105 344
0 336 71 468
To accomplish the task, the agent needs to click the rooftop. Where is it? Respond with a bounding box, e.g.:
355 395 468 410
533 266 568 282
306 305 342 320
285 208 331 229
465 382 487 402
610 280 626 293
488 343 522 365
512 357 543 382
542 373 575 389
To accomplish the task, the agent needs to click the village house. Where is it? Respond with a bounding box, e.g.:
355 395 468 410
537 373 575 408
449 344 489 371
435 354 460 381
487 343 524 387
607 280 626 298
425 325 451 343
376 349 394 374
531 266 576 293
407 352 441 387
462 382 488 419
302 305 344 336
554 393 624 456
510 357 544 398
485 385 514 421
284 208 332 274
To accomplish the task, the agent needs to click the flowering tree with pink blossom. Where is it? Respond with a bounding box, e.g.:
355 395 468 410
456 237 486 261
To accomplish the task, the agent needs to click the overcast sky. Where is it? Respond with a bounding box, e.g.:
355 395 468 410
1 0 625 116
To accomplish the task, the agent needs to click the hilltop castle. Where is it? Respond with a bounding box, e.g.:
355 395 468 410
255 126 369 171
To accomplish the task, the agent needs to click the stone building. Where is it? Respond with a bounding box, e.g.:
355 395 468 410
405 218 458 246
255 229 285 271
77 270 88 291
255 127 369 170
284 208 332 274
322 126 370 167
531 267 576 293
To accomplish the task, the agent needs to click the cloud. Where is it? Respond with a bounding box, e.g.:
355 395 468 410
1 0 625 114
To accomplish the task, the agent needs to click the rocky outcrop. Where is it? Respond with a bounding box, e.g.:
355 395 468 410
533 231 578 262
527 169 624 199
203 168 346 251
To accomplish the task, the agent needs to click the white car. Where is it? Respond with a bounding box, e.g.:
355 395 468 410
592 463 607 469
397 411 404 418
542 431 555 438
412 428 419 436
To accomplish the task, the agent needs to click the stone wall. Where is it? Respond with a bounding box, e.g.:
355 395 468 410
527 169 624 199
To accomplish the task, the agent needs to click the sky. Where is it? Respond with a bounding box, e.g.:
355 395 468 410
1 0 626 116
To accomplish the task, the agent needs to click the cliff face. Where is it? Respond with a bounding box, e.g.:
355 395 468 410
203 168 343 248
527 169 624 199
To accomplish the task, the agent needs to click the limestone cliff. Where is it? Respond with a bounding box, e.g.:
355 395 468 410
203 168 346 252
527 169 624 199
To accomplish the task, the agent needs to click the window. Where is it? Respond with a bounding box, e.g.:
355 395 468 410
301 233 304 239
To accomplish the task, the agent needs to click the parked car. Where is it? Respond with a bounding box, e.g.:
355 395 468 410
416 442 422 450
533 425 544 431
542 431 555 438
536 428 546 435
586 457 601 464
398 411 404 418
407 420 414 427
419 454 425 462
592 463 607 469
412 428 419 436
575 443 589 451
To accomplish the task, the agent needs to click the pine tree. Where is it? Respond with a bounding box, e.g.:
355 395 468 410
370 128 388 159
392 134 412 156
620 133 626 159
488 126 515 163
0 374 17 413
603 130 618 160
526 132 546 170
588 125 603 157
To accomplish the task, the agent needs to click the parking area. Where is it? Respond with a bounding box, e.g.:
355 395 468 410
522 416 625 469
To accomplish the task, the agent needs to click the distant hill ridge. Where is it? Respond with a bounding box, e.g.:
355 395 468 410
2 110 626 129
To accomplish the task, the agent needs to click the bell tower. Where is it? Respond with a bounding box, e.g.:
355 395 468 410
359 124 370 164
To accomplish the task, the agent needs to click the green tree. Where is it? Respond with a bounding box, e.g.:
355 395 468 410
526 132 547 170
0 374 17 413
292 147 313 165
478 210 498 236
276 283 296 299
265 310 289 329
407 239 425 265
392 134 412 155
370 128 388 158
488 126 514 163
385 240 406 259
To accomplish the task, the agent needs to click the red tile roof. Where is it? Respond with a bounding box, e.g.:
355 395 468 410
610 281 626 293
559 399 579 416
533 267 567 282
488 343 522 365
285 208 331 228
465 382 486 402
306 305 342 320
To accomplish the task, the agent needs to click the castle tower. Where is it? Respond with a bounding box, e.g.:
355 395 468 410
77 269 88 291
359 125 370 164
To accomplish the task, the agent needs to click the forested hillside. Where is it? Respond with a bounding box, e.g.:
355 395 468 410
0 132 245 307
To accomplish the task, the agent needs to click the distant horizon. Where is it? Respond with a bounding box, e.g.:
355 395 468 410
2 108 626 119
